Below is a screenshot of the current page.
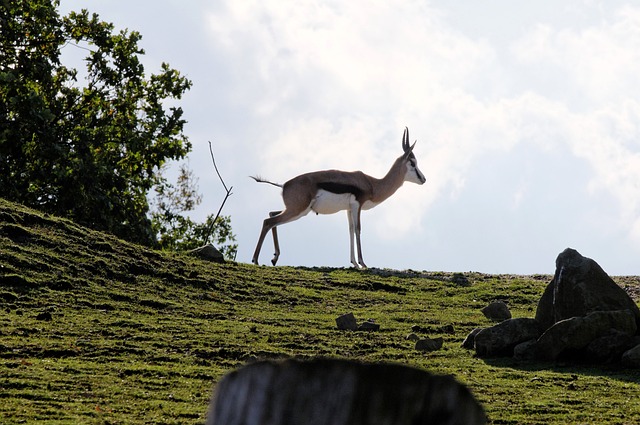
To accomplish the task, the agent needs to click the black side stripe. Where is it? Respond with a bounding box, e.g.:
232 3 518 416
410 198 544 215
318 182 362 197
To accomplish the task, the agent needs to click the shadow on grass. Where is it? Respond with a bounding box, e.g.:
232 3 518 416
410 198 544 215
481 355 640 385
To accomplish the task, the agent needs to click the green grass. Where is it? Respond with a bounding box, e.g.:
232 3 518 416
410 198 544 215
1 198 640 424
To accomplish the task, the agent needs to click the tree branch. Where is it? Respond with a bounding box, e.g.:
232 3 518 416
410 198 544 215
204 141 233 245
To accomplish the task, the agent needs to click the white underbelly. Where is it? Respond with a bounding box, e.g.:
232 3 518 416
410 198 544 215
310 190 354 215
361 200 379 210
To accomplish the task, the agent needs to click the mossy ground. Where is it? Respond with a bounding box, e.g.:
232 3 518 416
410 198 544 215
1 198 640 424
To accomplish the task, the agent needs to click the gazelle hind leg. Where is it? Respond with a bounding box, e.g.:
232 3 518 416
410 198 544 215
252 211 280 265
252 208 310 266
347 210 358 268
269 211 281 265
349 203 367 269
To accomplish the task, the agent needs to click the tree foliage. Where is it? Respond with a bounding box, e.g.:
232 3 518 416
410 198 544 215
150 165 238 259
0 0 201 246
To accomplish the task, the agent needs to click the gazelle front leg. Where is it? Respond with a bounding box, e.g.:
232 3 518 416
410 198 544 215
354 206 367 268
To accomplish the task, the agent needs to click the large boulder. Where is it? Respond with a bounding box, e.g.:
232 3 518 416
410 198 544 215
535 248 640 330
585 330 638 363
533 309 637 361
466 248 640 367
622 344 640 368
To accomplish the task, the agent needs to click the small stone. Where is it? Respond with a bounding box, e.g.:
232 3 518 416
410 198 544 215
189 244 224 263
406 333 420 341
415 337 443 352
481 301 512 322
336 313 358 331
358 320 380 331
451 273 469 286
440 324 455 334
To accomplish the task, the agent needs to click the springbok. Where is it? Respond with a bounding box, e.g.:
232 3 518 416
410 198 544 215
251 127 426 268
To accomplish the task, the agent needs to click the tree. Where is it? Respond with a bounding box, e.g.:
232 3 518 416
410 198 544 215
0 0 221 248
150 164 238 259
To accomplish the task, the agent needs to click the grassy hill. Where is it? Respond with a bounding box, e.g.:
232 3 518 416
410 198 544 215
1 197 640 424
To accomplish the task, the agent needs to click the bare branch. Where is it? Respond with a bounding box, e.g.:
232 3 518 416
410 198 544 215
209 141 231 193
204 141 233 245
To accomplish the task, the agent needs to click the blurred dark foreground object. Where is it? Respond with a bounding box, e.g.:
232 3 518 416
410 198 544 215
206 358 486 425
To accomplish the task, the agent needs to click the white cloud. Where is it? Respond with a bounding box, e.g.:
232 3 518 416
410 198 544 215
509 6 640 246
513 5 640 104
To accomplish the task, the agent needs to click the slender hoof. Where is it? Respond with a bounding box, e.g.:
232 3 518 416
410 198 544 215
271 254 279 266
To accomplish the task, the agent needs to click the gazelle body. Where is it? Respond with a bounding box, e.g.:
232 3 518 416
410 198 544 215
252 127 426 268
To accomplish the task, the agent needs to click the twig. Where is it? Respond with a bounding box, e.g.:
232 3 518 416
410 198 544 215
204 141 233 245
210 141 231 193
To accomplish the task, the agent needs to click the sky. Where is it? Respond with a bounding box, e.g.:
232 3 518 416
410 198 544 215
57 0 640 275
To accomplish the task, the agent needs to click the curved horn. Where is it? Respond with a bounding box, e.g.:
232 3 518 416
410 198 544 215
402 127 410 152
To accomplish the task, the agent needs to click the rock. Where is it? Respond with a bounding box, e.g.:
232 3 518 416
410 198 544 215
535 248 640 330
406 333 420 341
585 330 636 363
358 320 380 332
336 313 358 331
622 344 640 368
451 273 469 286
415 337 443 352
474 318 542 357
481 301 511 322
466 249 640 367
462 328 483 350
534 309 637 361
513 339 538 361
440 324 455 334
206 358 487 425
189 244 225 263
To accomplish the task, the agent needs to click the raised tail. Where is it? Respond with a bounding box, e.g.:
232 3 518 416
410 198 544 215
250 175 283 188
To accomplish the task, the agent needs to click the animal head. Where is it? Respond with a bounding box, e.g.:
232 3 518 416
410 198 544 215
401 127 426 185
